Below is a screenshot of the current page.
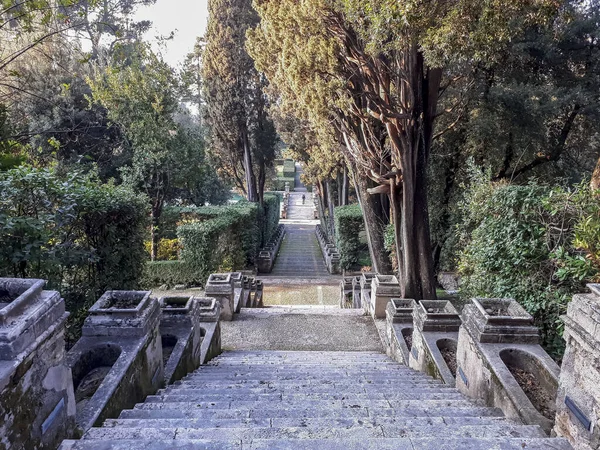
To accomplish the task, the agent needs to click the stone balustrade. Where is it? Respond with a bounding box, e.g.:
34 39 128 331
0 275 226 447
257 224 286 274
315 224 341 274
0 278 75 449
386 298 416 365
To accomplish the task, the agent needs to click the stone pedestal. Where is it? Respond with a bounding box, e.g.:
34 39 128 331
159 295 220 384
457 298 559 434
370 275 401 319
555 285 600 449
385 299 416 365
360 272 376 315
205 273 234 321
68 290 163 432
230 272 244 313
409 300 461 385
0 278 76 449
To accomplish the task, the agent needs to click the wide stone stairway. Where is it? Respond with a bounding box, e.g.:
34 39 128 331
63 350 570 449
269 224 329 277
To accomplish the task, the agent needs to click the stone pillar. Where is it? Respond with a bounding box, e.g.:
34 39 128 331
385 299 416 365
68 290 163 432
360 272 376 315
230 272 244 313
159 295 222 384
555 285 600 449
242 276 251 308
410 300 461 385
205 273 234 321
340 277 353 308
0 278 76 449
257 251 273 274
457 297 558 433
370 275 402 319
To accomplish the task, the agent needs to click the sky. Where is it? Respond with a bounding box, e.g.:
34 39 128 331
134 0 209 67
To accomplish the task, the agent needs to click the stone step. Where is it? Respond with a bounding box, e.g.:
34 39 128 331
61 437 572 450
130 403 504 419
183 374 433 383
82 423 546 441
156 389 467 401
175 379 445 388
168 384 455 394
142 397 481 411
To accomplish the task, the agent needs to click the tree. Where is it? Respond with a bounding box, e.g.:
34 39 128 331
202 0 277 204
249 0 558 299
89 45 181 260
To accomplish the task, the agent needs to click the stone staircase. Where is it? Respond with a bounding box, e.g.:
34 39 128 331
62 350 571 449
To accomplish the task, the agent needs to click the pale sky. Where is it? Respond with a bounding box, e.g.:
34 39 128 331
134 0 209 67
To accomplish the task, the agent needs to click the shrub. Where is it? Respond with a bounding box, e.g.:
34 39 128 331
144 238 180 261
143 260 200 287
261 193 281 246
457 179 599 360
283 159 296 178
0 166 148 345
334 204 366 270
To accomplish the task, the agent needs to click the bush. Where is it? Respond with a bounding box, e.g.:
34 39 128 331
334 204 366 270
270 177 295 191
0 166 148 345
144 238 180 260
143 260 200 287
261 193 281 246
177 202 260 284
457 178 599 360
283 159 296 178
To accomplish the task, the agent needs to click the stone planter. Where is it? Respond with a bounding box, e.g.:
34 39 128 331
409 300 461 385
0 278 75 449
385 299 416 365
205 273 234 321
67 290 163 432
360 272 376 315
457 297 559 434
370 275 401 319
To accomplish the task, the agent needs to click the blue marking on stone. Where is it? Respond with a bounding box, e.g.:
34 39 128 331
458 366 468 387
411 347 418 360
565 396 591 431
42 397 64 435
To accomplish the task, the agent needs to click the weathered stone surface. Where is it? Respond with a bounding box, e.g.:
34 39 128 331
554 285 600 450
205 274 234 321
60 350 571 449
0 278 76 449
457 298 559 434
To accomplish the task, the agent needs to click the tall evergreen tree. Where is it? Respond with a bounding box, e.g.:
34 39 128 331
202 0 277 203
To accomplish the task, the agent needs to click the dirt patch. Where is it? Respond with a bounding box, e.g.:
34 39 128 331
441 348 457 377
508 366 556 420
402 332 413 350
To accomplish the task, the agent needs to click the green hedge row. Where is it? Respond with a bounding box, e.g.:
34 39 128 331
143 260 200 287
283 159 296 178
271 177 295 191
0 166 148 345
334 204 366 270
173 194 281 285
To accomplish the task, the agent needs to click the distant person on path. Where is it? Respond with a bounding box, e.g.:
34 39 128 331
302 194 306 204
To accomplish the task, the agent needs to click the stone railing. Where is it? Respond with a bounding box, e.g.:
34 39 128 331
0 274 231 448
281 192 290 219
257 224 286 274
315 224 341 274
384 295 564 436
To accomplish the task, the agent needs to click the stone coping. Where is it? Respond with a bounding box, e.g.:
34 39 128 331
0 279 64 360
0 278 46 325
473 298 532 323
89 291 152 318
195 297 221 322
419 331 458 387
414 300 461 332
206 273 232 285
159 295 193 314
386 299 416 323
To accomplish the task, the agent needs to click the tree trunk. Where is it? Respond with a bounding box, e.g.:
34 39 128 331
242 127 258 202
326 179 336 239
592 155 600 191
353 169 393 274
150 205 162 262
342 165 349 206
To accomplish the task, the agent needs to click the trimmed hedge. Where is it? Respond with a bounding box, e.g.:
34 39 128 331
271 177 295 191
283 159 296 178
144 260 200 287
173 194 280 285
334 204 366 270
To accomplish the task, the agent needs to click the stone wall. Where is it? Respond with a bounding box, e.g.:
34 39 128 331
554 285 600 449
0 279 76 449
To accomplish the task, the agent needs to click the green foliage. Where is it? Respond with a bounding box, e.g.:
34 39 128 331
144 238 180 261
334 204 365 270
282 159 296 178
143 261 200 287
457 178 600 359
261 193 281 247
177 202 259 284
0 166 148 344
